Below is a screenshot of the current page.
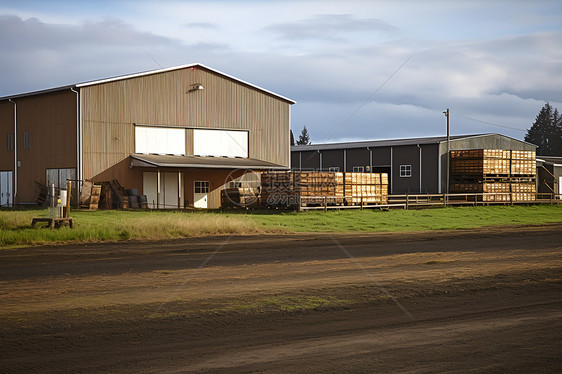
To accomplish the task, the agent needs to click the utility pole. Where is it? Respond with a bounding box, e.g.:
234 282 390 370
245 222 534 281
443 108 450 194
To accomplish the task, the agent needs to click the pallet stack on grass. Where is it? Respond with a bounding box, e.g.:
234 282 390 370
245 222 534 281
221 187 260 209
343 172 389 204
449 149 536 202
260 171 388 208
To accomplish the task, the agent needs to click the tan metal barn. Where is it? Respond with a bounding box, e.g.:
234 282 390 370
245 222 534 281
0 63 295 208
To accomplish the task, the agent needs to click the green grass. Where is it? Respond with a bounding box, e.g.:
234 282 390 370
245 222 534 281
0 209 271 247
1 204 561 247
238 204 562 232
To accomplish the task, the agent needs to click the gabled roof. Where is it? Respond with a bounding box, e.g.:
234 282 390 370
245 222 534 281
0 63 296 104
291 134 483 151
291 133 535 151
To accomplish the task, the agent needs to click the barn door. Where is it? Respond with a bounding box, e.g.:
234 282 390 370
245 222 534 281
194 181 209 209
0 171 13 207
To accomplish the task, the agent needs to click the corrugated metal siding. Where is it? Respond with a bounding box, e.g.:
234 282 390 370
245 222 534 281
0 101 15 171
12 91 77 202
185 129 194 155
81 67 290 181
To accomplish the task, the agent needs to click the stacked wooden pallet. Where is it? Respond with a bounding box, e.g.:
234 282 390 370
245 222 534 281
449 149 536 202
260 171 388 208
99 180 129 209
89 185 101 210
221 187 260 209
343 172 389 204
294 172 342 205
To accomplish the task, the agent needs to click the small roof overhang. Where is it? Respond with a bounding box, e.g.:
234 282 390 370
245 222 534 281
130 154 288 170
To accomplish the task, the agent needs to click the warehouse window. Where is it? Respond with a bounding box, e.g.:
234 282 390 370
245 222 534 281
194 181 210 194
193 129 248 158
400 165 412 177
7 133 14 151
135 126 185 155
328 167 340 172
23 131 30 149
353 166 364 173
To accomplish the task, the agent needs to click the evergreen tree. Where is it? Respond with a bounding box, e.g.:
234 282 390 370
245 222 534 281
296 126 311 145
525 103 562 156
290 130 295 146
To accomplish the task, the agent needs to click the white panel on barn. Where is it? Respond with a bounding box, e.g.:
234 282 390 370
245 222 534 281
135 126 185 155
193 129 248 158
135 127 148 154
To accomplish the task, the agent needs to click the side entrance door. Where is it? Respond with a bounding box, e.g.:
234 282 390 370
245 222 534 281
0 171 13 207
194 181 209 209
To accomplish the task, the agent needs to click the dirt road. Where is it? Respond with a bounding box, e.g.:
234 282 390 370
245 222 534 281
1 224 561 373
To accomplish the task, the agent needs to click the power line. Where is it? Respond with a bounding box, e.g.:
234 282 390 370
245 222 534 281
451 111 560 136
450 111 527 132
322 54 414 144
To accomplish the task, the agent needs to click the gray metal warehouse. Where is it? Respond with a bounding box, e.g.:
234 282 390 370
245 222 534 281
291 133 537 195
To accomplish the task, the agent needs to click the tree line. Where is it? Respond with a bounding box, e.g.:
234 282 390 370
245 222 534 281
525 102 562 156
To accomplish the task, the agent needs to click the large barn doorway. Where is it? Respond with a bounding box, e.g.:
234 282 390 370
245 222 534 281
143 171 184 209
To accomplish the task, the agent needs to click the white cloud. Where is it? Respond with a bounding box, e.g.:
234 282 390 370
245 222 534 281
1 1 561 144
264 14 398 42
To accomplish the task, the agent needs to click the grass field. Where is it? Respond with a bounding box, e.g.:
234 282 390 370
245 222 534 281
1 204 561 247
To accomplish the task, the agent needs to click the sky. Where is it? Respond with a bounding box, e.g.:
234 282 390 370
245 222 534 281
1 0 561 144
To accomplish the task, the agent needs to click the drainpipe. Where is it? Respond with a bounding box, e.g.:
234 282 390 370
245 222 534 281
8 99 17 205
70 87 80 205
317 150 322 171
157 169 161 209
417 144 422 193
390 147 393 194
367 147 372 172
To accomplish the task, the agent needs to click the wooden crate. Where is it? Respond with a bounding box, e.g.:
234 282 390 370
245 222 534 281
260 171 389 207
512 193 536 202
89 184 101 210
221 188 260 208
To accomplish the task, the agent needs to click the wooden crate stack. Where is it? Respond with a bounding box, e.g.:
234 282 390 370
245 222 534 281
89 185 101 210
260 171 388 208
450 149 536 202
99 180 129 209
343 172 388 205
260 172 297 207
294 171 341 205
221 187 260 209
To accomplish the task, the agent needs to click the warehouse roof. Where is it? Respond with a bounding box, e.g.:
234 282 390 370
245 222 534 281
0 63 296 104
130 154 288 170
537 156 562 166
291 133 534 151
